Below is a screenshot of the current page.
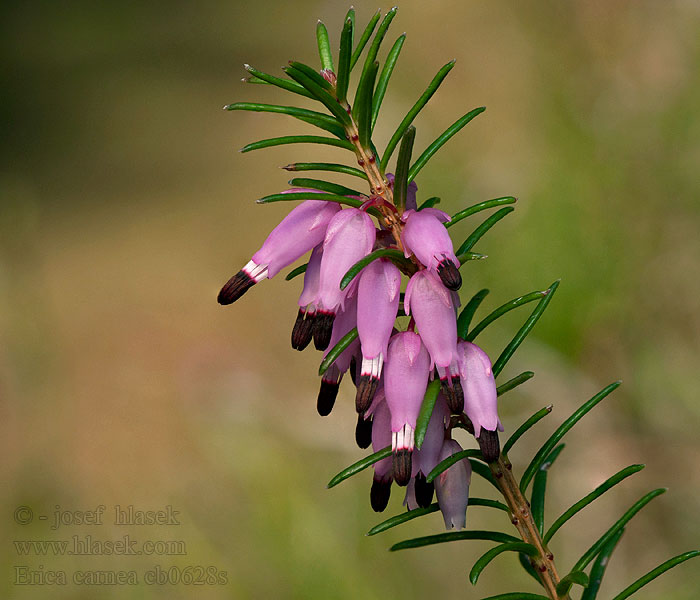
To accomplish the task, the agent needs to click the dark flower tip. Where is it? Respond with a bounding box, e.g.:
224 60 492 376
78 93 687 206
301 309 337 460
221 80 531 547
217 270 255 305
370 478 392 512
317 379 339 417
437 260 462 291
414 473 434 508
312 312 335 351
441 376 464 414
291 309 315 351
393 449 413 487
355 375 379 413
477 429 501 463
355 413 372 449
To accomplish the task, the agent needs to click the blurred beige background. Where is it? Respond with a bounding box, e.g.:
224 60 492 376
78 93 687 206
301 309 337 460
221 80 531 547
1 1 699 598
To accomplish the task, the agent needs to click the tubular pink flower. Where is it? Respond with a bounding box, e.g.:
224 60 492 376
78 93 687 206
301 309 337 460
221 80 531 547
457 341 503 462
314 207 376 350
355 258 401 413
401 208 462 290
317 294 359 417
434 438 472 530
291 244 323 350
369 393 393 512
384 331 431 486
416 393 449 477
404 271 463 414
218 196 340 304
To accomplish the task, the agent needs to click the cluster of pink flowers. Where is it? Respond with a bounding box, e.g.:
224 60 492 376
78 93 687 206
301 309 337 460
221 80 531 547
218 181 502 529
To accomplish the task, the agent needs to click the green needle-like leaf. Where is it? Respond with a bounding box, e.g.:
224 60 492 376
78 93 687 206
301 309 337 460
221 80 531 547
339 248 409 291
390 530 520 552
350 9 381 70
466 290 547 342
243 64 315 99
418 196 441 209
492 279 559 377
367 498 508 536
327 445 391 488
556 571 590 597
225 102 345 138
446 196 517 228
285 263 307 281
358 7 397 73
455 206 514 255
336 17 353 104
414 379 440 449
393 126 415 212
520 381 621 493
287 178 362 197
381 59 456 172
369 504 440 536
408 107 485 182
256 192 362 208
318 327 359 376
242 135 353 154
531 444 565 536
455 251 487 265
480 595 549 600
426 449 483 483
288 60 333 91
316 21 334 72
469 542 539 585
573 488 667 572
282 162 368 180
371 33 406 129
457 288 489 339
496 371 534 397
581 529 624 600
354 60 379 148
544 464 646 544
611 550 700 600
284 64 352 126
502 405 553 456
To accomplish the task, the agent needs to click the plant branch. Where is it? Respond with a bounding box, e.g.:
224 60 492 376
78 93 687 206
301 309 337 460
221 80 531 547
490 455 570 600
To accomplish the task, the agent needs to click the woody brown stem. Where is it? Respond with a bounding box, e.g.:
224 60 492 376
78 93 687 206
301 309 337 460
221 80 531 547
490 455 570 600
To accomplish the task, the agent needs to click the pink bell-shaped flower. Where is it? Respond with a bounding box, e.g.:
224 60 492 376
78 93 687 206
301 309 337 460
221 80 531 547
434 438 472 530
313 207 376 350
291 244 323 350
317 293 359 417
401 207 461 290
369 393 393 512
218 196 340 304
457 340 503 462
355 258 401 413
404 270 464 413
384 331 431 486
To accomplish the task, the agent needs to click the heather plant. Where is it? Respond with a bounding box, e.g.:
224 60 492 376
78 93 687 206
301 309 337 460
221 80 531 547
217 7 697 599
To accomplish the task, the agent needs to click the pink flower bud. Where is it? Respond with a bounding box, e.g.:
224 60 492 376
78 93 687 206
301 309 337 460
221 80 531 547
314 207 376 349
434 438 472 530
218 196 340 304
401 208 461 290
384 331 431 486
355 258 401 413
369 393 393 512
291 244 323 350
457 341 503 439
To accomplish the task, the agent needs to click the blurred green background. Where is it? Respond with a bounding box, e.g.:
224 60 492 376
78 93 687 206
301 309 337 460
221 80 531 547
2 1 699 598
